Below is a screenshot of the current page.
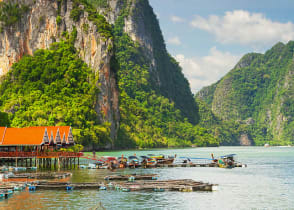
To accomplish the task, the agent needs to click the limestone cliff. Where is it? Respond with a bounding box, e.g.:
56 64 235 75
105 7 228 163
122 0 199 123
0 0 120 140
0 0 200 148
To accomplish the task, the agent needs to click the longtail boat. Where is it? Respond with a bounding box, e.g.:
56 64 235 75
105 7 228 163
128 156 140 168
148 154 175 164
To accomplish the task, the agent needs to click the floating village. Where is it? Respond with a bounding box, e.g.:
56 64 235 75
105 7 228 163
0 126 247 200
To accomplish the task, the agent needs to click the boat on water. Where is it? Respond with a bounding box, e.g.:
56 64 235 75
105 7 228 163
128 156 140 168
139 156 157 168
217 154 237 168
148 154 175 164
117 156 128 168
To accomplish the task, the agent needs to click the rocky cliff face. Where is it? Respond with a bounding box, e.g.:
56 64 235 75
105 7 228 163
122 0 199 123
0 0 122 140
0 0 199 146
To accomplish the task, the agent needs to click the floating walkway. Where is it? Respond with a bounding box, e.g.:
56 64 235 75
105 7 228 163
155 162 246 168
80 162 246 170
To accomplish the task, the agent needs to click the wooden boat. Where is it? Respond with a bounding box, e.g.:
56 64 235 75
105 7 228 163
140 156 157 168
117 157 128 168
128 156 140 168
95 161 108 169
148 154 175 165
217 154 236 168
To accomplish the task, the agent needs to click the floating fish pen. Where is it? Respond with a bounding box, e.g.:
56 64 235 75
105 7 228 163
35 181 103 190
104 174 158 181
28 179 217 192
116 179 218 192
0 182 29 200
0 189 13 199
5 172 72 179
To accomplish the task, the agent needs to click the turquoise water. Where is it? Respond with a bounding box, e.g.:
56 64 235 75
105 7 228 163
1 146 294 210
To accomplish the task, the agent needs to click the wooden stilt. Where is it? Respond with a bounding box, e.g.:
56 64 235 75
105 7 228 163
58 158 60 170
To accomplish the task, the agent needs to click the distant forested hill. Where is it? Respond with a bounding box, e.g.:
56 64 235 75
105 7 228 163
197 42 294 146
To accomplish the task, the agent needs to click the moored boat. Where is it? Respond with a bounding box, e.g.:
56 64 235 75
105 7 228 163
117 156 128 168
140 156 157 168
217 154 236 168
128 156 140 168
148 154 175 164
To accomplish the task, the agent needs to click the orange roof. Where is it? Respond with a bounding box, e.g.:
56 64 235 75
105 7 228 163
0 126 72 146
0 127 6 143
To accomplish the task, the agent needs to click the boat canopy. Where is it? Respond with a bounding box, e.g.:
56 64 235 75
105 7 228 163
101 156 117 161
219 154 236 159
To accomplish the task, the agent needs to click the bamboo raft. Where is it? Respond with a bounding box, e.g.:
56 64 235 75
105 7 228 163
32 179 217 192
7 172 72 179
36 181 102 190
104 174 158 181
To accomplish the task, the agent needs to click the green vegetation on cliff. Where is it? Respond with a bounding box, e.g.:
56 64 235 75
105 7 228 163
196 98 243 146
113 4 217 148
134 0 199 124
0 0 218 149
0 112 9 126
0 32 112 147
69 0 112 38
197 42 294 146
0 1 29 32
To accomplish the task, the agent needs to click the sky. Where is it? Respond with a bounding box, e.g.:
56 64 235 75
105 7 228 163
149 0 294 93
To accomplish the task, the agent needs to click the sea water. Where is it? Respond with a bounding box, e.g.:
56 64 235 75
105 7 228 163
1 146 294 210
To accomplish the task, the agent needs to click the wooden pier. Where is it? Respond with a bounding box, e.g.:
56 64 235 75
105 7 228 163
152 162 246 168
0 152 82 169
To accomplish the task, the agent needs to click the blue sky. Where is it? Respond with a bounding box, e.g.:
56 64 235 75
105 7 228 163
149 0 294 92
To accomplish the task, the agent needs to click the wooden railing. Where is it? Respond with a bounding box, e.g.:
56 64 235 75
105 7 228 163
0 151 83 158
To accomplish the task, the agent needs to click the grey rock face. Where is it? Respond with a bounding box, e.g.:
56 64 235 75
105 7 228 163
0 0 120 145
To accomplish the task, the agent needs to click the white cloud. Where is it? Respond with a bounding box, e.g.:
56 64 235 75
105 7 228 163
175 47 241 92
190 10 294 47
167 36 181 45
170 15 185 23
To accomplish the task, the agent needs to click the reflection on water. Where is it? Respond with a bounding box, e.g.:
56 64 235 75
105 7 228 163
1 147 294 210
